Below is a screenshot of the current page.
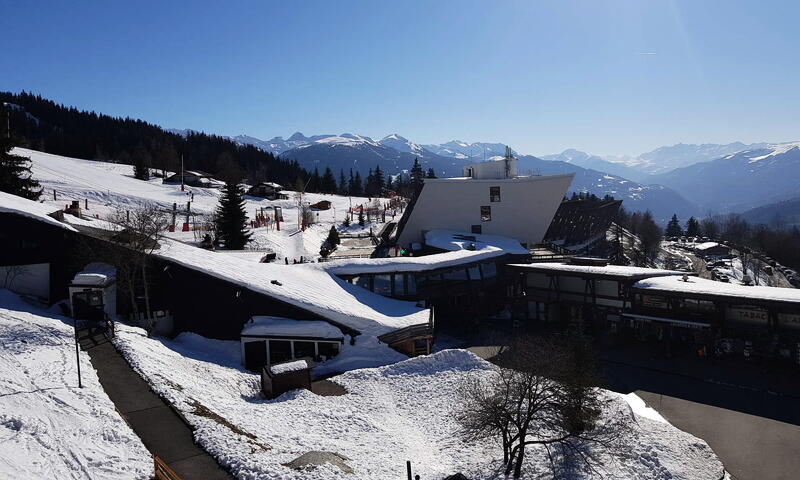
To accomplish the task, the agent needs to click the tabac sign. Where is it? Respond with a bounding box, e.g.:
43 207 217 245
725 307 768 325
778 312 800 330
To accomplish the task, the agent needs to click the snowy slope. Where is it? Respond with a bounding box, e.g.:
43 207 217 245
648 141 800 212
113 326 724 480
0 291 152 479
17 147 377 262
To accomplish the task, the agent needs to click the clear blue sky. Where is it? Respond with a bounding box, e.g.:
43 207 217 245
2 0 799 156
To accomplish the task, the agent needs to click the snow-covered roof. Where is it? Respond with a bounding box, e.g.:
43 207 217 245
155 239 429 336
0 190 76 231
270 359 312 375
314 230 527 277
71 262 116 286
510 262 687 279
694 242 726 251
424 229 528 255
633 275 800 305
242 316 343 339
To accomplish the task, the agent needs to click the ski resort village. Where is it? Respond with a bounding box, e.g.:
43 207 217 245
2 128 799 480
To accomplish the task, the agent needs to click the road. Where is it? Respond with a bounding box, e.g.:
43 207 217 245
602 359 800 480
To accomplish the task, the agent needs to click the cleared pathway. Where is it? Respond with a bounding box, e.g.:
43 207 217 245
80 332 231 480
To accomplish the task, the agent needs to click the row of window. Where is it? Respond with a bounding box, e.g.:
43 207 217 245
346 261 498 298
257 339 340 365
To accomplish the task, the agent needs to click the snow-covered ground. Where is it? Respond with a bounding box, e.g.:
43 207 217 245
0 291 152 479
20 147 383 262
113 322 724 480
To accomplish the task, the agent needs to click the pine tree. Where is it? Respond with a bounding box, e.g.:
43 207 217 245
338 169 347 195
132 145 151 180
410 157 424 189
426 168 436 179
372 165 384 196
685 216 700 237
215 182 252 249
0 136 41 199
665 214 683 237
321 167 336 193
352 171 363 196
325 225 340 246
358 208 365 226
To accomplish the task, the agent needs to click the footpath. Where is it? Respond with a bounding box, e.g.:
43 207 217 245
79 331 232 480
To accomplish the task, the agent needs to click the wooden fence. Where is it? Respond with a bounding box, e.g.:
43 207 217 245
154 456 181 480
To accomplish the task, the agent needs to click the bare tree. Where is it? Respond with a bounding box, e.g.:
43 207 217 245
2 265 29 290
456 332 628 478
110 203 169 335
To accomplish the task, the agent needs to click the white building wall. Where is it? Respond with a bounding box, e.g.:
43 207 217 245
1 263 50 301
397 174 574 247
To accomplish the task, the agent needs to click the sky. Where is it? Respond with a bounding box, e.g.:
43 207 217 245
2 0 799 157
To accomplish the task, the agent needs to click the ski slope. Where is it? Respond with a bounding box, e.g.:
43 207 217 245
19 147 380 261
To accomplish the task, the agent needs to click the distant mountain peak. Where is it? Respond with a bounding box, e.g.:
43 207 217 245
287 132 307 141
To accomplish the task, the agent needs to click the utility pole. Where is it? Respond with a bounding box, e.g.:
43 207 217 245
180 154 185 191
74 318 83 388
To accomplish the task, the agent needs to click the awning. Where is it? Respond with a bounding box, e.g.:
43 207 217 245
622 313 710 329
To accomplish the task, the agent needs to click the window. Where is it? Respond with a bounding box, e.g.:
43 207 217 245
293 341 316 359
471 224 482 234
480 261 497 279
480 205 491 221
393 274 404 296
353 276 371 291
405 275 417 295
443 268 468 282
268 340 292 364
468 265 481 281
490 186 501 202
317 342 340 361
373 274 392 295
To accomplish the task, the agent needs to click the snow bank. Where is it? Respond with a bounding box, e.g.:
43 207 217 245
0 190 76 231
0 290 152 479
634 275 800 304
113 325 723 480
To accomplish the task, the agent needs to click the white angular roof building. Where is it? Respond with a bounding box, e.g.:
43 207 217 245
396 150 574 249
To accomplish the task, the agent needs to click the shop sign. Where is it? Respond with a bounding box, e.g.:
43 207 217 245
778 312 800 330
725 307 768 325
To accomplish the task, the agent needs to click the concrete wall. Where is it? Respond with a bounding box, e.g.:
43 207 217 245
397 174 574 247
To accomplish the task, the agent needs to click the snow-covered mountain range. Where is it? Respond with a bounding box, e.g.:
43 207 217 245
173 128 800 218
647 141 800 212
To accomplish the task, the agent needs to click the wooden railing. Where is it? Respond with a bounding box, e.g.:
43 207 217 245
154 455 181 480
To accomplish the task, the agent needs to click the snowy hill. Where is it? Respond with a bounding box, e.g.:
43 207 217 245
422 140 513 160
648 141 800 212
541 149 649 181
517 155 698 220
17 147 378 262
739 196 800 229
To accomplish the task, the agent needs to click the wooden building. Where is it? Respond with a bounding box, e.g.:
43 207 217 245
163 170 224 188
246 182 287 200
241 316 344 371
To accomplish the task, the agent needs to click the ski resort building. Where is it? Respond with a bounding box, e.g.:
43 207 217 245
394 153 574 250
509 259 800 366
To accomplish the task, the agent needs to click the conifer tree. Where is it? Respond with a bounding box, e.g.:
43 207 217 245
352 171 363 196
372 165 384 196
132 145 151 180
321 167 336 193
338 169 347 195
665 214 683 237
325 225 340 246
410 157 424 189
426 167 436 179
0 136 41 199
215 182 252 249
685 216 700 237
